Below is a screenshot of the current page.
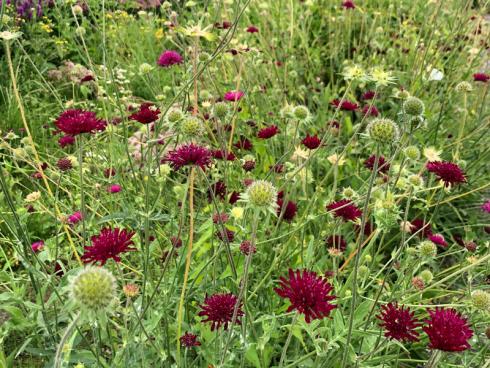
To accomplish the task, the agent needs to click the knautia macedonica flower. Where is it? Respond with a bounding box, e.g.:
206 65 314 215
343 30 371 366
330 99 359 111
366 118 399 143
82 228 136 265
31 240 44 252
428 234 447 247
426 161 466 187
377 303 420 342
257 125 279 139
198 293 243 331
302 134 321 149
157 50 183 67
277 197 298 222
364 155 390 174
482 200 490 214
240 180 278 215
423 308 473 352
180 332 201 347
402 96 425 116
473 73 489 83
71 266 117 312
129 103 160 124
55 109 106 136
164 143 212 171
326 199 362 222
274 269 336 323
224 90 244 102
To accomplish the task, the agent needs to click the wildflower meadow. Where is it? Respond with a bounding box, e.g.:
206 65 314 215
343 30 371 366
0 0 489 367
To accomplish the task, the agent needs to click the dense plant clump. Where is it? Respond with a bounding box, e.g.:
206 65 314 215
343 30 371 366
0 0 488 367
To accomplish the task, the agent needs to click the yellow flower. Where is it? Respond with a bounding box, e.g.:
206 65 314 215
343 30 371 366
291 146 309 161
327 153 345 166
369 67 396 87
343 64 367 81
423 147 442 161
25 191 41 203
155 28 164 39
230 207 244 220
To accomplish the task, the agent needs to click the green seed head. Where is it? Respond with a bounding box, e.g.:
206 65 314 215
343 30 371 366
471 290 490 312
418 240 437 258
166 109 184 124
403 96 425 116
408 174 424 188
404 145 420 160
366 118 399 143
419 270 434 284
180 116 204 137
455 81 473 93
242 180 278 210
293 105 310 121
213 101 230 119
71 266 117 312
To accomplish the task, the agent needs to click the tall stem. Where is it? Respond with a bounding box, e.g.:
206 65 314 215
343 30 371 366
279 314 299 367
78 135 86 248
54 312 81 368
176 167 196 365
425 350 442 368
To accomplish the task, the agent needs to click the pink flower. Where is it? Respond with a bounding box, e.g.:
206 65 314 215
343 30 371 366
68 211 83 225
330 99 359 111
377 303 420 342
82 227 136 265
327 199 362 222
481 200 490 213
362 90 376 100
342 0 355 9
31 241 44 252
157 50 183 67
362 105 379 117
108 184 122 193
164 143 213 171
473 73 489 83
428 234 447 247
58 135 75 148
129 103 160 124
423 308 473 352
224 90 244 101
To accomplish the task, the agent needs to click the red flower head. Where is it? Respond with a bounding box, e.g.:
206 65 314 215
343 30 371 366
426 161 466 187
240 240 256 255
108 184 122 193
362 105 379 117
257 125 279 139
364 155 390 174
67 211 83 225
277 198 298 222
31 241 44 252
330 99 358 111
428 234 447 247
129 103 160 124
224 90 244 102
55 109 106 136
342 0 355 9
180 332 201 347
157 50 183 67
410 218 432 238
362 90 376 100
234 136 253 150
58 135 75 148
423 308 473 352
246 25 259 33
229 191 240 204
198 293 243 331
275 269 336 323
302 134 321 149
82 227 136 265
216 228 235 242
212 149 236 161
377 303 420 342
325 235 347 252
165 143 212 171
208 180 227 201
327 199 362 222
481 200 490 214
473 73 489 83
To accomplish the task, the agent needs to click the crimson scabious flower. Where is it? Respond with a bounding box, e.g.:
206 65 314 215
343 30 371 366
216 228 235 242
198 293 243 331
108 184 122 193
277 198 298 222
423 308 473 352
429 234 447 247
234 136 253 150
82 228 136 265
224 90 244 101
364 155 390 174
302 134 321 149
129 103 160 124
240 240 256 255
410 218 432 238
157 50 183 67
208 180 227 201
473 73 489 83
31 241 44 252
212 149 236 161
67 211 83 225
331 99 358 111
377 303 420 342
362 90 376 100
327 199 362 222
55 109 106 136
246 25 259 33
426 161 466 187
325 235 347 252
58 135 75 148
165 143 212 171
362 105 379 117
342 0 355 9
275 269 336 323
257 125 279 139
481 200 490 213
180 332 201 347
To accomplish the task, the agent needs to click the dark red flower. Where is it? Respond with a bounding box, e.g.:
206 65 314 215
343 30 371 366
216 228 235 242
234 136 253 150
342 0 355 9
57 157 72 172
229 191 240 204
410 218 432 238
377 303 420 342
212 149 236 161
165 143 212 171
157 50 183 67
129 103 160 124
82 228 136 265
364 155 390 174
275 269 336 323
58 135 75 148
362 105 379 117
257 125 279 139
423 308 473 352
213 213 229 224
55 109 106 136
171 236 182 248
277 198 298 222
325 235 347 252
242 160 255 172
246 25 259 33
224 90 244 102
327 199 362 222
428 234 447 247
330 99 358 111
104 168 116 178
362 90 376 100
180 332 201 347
302 134 321 149
208 180 227 201
198 293 243 331
67 211 83 225
473 73 489 83
426 161 466 187
240 240 256 255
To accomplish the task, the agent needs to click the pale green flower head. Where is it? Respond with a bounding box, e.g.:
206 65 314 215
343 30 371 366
71 266 117 312
240 180 278 215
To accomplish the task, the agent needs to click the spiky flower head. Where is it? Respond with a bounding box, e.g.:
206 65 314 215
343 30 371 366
293 105 311 121
404 145 420 160
180 116 204 137
240 180 278 215
274 269 336 323
198 293 243 331
341 187 356 199
423 308 473 352
165 143 212 171
166 108 184 124
366 118 399 143
373 193 400 231
408 174 424 188
419 270 434 284
213 101 230 119
82 228 136 265
326 199 362 222
55 109 106 136
377 303 420 342
402 96 425 116
71 266 117 312
471 290 490 312
426 161 467 187
455 81 473 93
418 240 437 258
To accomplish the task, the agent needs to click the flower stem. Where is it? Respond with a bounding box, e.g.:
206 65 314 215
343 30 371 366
425 350 442 368
279 314 299 367
54 312 81 368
